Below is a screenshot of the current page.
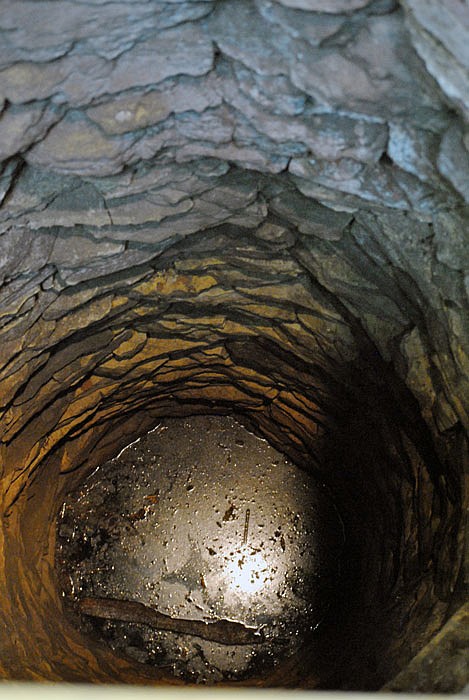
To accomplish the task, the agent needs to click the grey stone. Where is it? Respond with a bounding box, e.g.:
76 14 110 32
0 166 89 232
50 233 124 267
273 0 370 11
197 171 260 211
289 156 442 216
73 167 257 237
433 210 469 272
208 0 291 76
99 193 195 228
270 189 352 240
290 12 440 118
231 61 306 117
89 160 213 201
0 61 67 104
226 200 269 229
388 121 442 184
51 53 116 107
59 249 161 287
110 186 259 243
437 124 469 203
0 228 55 284
297 236 408 325
26 182 110 230
0 18 213 108
402 3 469 120
387 242 437 319
174 106 234 145
103 24 214 96
355 210 438 308
0 102 62 162
255 1 345 46
0 158 22 208
27 111 130 176
403 0 469 70
0 1 78 66
0 264 54 320
222 68 388 163
0 1 213 67
86 75 222 135
174 140 289 174
87 224 179 246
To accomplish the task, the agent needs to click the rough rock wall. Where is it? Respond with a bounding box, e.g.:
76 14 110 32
0 0 467 689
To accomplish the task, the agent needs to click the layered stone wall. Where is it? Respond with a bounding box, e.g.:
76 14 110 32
0 0 467 689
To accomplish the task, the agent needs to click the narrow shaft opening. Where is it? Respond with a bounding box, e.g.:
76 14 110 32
0 0 467 692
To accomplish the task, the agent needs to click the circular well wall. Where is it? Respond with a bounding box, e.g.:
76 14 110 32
0 0 467 691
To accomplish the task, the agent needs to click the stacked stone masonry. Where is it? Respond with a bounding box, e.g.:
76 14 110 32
0 0 467 690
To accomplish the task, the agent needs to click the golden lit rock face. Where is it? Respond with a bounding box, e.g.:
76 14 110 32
0 0 468 691
0 228 466 687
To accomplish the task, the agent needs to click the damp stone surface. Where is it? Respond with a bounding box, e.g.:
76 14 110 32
56 415 343 683
0 0 468 691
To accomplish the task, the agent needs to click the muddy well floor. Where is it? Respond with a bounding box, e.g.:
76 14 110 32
56 415 343 684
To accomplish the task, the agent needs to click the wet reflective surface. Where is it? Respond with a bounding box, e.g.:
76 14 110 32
56 415 343 683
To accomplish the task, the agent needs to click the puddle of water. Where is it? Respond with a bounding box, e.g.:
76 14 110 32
56 415 343 683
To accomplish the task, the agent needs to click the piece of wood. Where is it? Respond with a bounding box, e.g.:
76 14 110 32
78 596 264 646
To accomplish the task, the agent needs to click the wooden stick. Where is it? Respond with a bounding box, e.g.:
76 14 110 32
243 508 250 545
78 596 264 646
